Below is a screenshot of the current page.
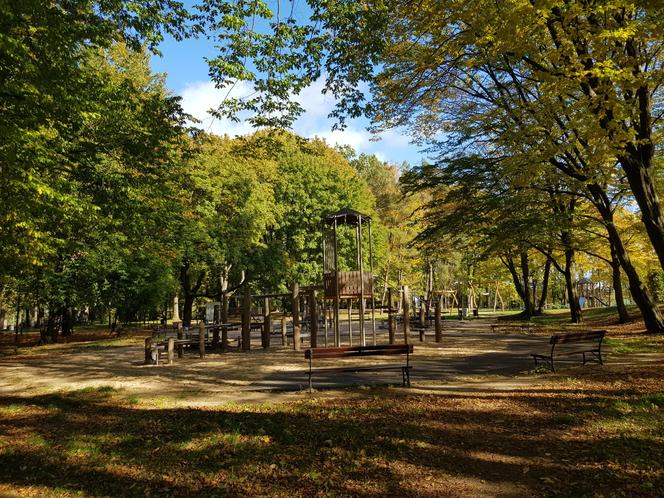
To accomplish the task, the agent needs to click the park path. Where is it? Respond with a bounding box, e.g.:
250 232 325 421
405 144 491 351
0 318 654 405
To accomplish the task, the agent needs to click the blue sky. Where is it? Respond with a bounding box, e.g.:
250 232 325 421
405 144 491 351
150 32 427 166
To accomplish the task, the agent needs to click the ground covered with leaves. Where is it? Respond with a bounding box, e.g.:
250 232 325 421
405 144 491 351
0 363 662 497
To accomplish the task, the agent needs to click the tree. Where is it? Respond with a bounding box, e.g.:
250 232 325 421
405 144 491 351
0 1 191 280
169 133 278 325
199 0 664 331
2 40 190 341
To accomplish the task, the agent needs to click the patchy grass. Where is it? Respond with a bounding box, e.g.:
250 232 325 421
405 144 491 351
0 325 151 352
529 306 634 325
0 334 144 357
492 306 661 338
0 366 662 497
605 335 664 354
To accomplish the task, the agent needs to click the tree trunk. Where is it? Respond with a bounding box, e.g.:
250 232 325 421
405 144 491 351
182 294 194 327
537 257 552 314
519 252 534 318
606 220 664 333
588 184 664 333
503 253 534 318
610 244 630 323
622 156 664 271
42 308 60 344
61 306 73 336
617 81 664 272
179 261 205 327
563 247 582 324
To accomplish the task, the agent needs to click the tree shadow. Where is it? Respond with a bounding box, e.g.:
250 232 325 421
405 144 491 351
1 380 661 497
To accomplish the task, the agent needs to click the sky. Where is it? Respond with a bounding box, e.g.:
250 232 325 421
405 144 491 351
150 32 427 166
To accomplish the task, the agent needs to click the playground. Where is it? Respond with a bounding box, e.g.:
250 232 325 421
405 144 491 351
2 203 664 496
4 3 664 496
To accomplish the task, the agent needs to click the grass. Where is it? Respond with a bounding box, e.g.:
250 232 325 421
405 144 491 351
490 305 664 341
528 306 631 325
0 366 662 497
605 335 664 354
0 333 144 357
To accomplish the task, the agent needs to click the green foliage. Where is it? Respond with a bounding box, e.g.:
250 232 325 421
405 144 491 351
237 133 376 289
0 1 191 277
646 271 664 303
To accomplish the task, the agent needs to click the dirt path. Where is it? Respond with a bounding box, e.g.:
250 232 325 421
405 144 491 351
0 319 659 406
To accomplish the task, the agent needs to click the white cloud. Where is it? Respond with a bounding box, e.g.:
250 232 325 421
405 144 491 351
180 80 255 137
292 77 372 152
178 77 423 165
307 128 369 152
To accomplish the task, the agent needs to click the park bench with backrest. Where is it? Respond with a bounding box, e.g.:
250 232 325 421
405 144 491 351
304 344 413 391
531 330 606 372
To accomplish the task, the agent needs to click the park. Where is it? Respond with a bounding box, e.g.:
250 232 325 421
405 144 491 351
2 1 664 497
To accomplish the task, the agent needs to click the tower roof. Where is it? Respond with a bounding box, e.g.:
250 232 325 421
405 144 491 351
323 207 371 225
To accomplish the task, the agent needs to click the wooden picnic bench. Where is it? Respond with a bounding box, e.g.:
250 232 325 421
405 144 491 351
531 330 606 372
304 344 414 391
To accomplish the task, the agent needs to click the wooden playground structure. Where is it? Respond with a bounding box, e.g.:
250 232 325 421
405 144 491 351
144 280 450 365
146 208 492 365
576 277 609 308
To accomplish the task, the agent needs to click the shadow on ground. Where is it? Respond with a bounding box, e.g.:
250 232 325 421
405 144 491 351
0 374 662 497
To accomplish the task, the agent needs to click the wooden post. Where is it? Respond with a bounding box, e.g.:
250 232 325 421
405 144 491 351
388 288 395 344
348 299 353 346
176 322 183 358
358 217 366 346
435 297 442 343
419 303 426 342
323 300 329 347
309 289 318 348
403 286 410 344
221 325 228 351
144 337 153 365
242 283 251 351
167 337 175 365
292 282 301 351
333 218 340 347
212 325 220 352
281 315 287 346
198 322 205 358
262 297 271 349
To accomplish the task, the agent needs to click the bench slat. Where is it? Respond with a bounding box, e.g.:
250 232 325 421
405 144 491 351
310 365 412 374
305 344 412 359
551 331 605 344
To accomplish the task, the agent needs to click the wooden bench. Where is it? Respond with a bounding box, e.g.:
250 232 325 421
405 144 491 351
304 344 414 391
531 331 606 372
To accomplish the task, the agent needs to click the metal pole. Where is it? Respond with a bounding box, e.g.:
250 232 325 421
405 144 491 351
348 298 353 346
309 289 318 348
262 297 271 349
358 216 365 346
368 219 376 345
388 287 395 344
292 282 301 351
403 285 410 344
435 296 442 343
241 284 251 352
333 218 340 347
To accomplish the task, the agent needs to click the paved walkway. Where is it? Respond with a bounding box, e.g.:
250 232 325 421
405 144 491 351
0 319 654 405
